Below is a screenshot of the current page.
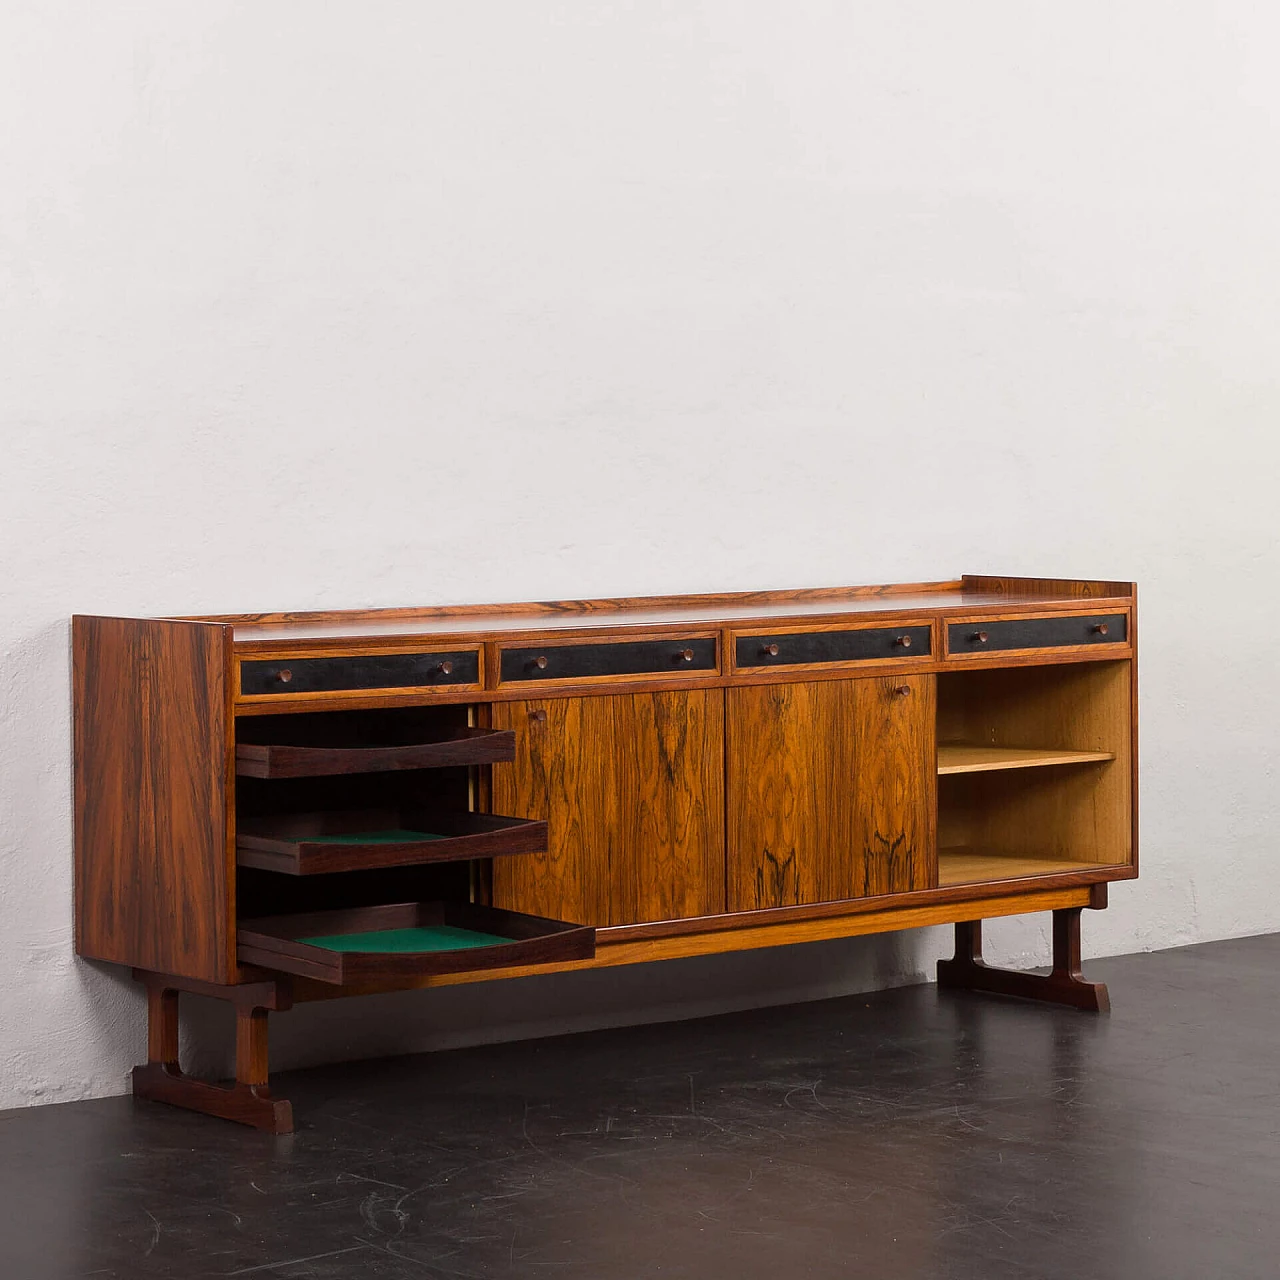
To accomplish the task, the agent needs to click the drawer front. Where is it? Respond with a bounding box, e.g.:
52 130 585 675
735 625 931 670
240 649 480 697
947 613 1127 656
498 637 717 684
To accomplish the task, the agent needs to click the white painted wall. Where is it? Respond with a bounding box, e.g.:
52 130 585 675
2 2 1278 1109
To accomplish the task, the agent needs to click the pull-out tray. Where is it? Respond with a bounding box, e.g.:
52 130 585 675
238 901 595 985
236 726 515 779
236 809 547 875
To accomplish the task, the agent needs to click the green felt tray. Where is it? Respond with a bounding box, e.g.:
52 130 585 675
306 829 444 846
299 924 513 954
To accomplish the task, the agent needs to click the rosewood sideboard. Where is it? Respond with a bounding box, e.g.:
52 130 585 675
73 574 1137 1131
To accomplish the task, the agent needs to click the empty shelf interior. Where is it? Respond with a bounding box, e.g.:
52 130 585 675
937 745 1115 775
935 662 1133 874
938 848 1105 887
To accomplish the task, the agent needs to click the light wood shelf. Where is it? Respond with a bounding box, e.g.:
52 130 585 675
937 744 1115 776
938 848 1103 887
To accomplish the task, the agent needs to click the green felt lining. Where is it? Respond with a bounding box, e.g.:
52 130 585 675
306 829 443 845
300 924 511 954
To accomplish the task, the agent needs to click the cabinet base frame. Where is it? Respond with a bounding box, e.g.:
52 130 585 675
127 884 1112 1130
130 969 295 1134
936 887 1110 1012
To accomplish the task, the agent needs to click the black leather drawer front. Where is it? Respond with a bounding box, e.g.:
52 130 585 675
499 637 717 683
736 625 931 669
241 650 480 696
948 614 1128 656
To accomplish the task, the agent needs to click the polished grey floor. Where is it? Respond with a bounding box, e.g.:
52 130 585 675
2 933 1278 1279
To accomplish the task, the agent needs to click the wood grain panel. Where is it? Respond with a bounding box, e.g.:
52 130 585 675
489 691 724 927
961 574 1136 599
726 676 935 910
74 616 234 982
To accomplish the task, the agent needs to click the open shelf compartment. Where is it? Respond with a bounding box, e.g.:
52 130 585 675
236 809 547 875
936 661 1133 884
238 901 596 984
237 725 515 779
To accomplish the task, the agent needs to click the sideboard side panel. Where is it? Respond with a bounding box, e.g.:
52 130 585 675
74 616 233 982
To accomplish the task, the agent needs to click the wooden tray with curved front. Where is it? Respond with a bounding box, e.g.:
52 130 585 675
235 809 547 875
237 901 596 985
236 726 515 778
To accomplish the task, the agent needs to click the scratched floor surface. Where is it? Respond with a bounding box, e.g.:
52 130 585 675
2 933 1278 1280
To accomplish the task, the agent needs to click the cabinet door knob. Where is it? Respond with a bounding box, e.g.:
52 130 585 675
533 655 549 671
971 631 989 644
530 709 547 723
276 668 293 684
677 648 695 662
437 659 454 675
1092 623 1109 636
762 643 780 657
894 684 912 697
894 635 912 648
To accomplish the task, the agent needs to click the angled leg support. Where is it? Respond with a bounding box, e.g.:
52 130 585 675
131 970 295 1133
937 893 1110 1013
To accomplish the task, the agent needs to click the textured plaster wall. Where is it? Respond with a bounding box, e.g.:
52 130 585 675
2 2 1279 1107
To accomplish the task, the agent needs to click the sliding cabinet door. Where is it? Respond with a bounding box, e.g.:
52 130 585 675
490 690 725 927
727 675 935 910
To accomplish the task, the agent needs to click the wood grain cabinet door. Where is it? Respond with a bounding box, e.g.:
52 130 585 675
490 691 725 927
726 675 936 910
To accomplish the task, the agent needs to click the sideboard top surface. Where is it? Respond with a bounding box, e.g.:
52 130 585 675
183 576 1136 647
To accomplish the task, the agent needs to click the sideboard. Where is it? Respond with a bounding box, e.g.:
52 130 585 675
73 573 1137 1131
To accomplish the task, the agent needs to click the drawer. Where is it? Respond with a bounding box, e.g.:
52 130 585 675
734 624 931 670
498 636 717 684
947 613 1128 657
238 901 595 984
240 648 481 698
236 809 547 875
236 726 513 778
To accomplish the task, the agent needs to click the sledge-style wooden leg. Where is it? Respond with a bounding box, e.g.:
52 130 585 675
131 970 295 1133
937 904 1110 1013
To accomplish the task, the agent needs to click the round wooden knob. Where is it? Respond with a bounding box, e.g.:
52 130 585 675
895 635 912 648
677 648 695 662
972 631 989 644
894 684 911 697
276 668 293 684
437 659 454 675
530 709 547 723
533 655 549 670
1092 623 1109 636
762 643 780 657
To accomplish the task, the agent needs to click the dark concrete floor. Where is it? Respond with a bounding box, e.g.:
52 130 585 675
2 933 1279 1280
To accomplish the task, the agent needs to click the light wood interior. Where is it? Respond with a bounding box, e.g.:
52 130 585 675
936 662 1132 868
937 745 1115 774
938 849 1102 887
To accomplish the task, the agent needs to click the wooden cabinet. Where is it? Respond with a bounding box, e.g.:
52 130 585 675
726 675 936 910
490 690 725 927
73 573 1138 1130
